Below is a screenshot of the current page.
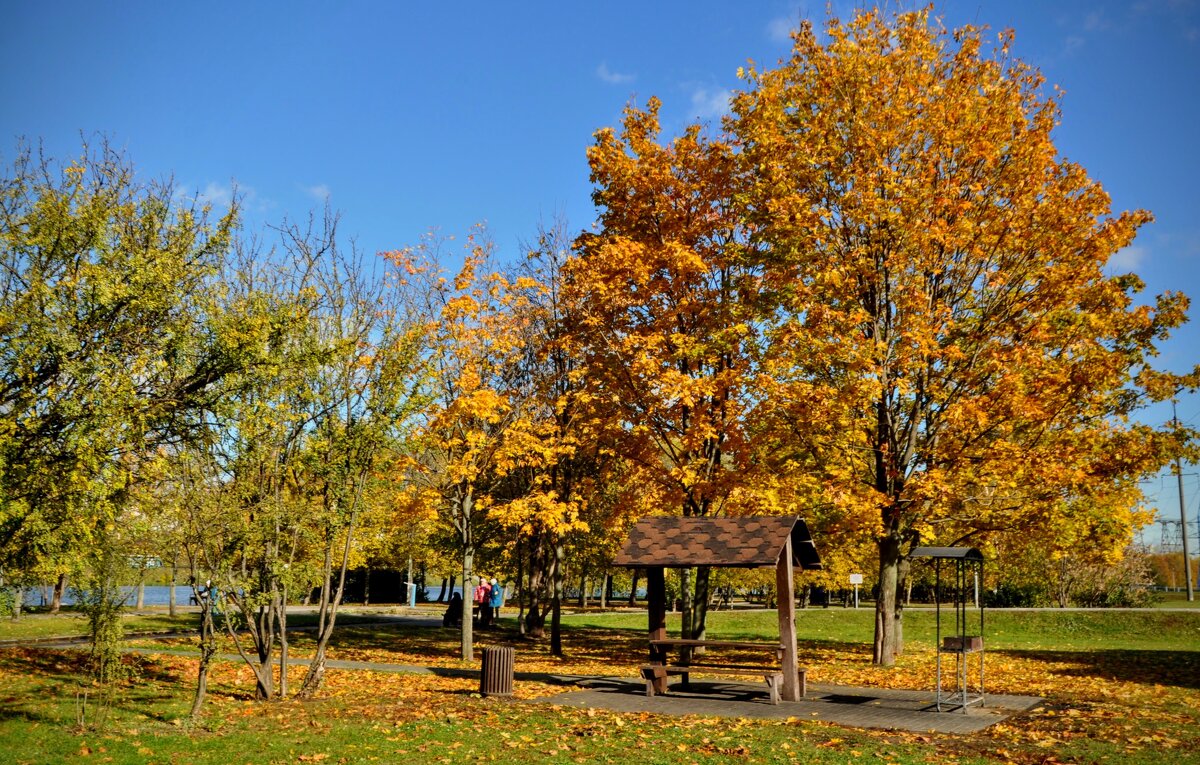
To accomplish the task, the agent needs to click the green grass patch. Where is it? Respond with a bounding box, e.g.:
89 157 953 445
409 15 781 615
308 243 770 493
3 607 1200 764
1154 591 1200 609
0 612 204 642
563 607 1200 652
0 610 403 643
0 612 93 641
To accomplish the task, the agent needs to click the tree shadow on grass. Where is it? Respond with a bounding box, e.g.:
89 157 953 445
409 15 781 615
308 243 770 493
0 647 188 727
998 648 1200 690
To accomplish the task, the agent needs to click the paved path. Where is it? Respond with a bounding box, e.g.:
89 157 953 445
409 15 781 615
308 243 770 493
108 646 1039 734
539 677 1040 734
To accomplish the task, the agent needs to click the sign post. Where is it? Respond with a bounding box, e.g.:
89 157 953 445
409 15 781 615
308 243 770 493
849 573 863 608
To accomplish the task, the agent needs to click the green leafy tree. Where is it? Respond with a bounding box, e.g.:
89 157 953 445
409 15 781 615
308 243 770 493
0 141 248 680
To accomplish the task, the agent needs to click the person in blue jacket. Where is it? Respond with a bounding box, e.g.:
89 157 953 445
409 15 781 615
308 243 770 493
486 578 504 628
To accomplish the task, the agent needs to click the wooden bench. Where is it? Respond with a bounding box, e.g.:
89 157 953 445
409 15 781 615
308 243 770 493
642 639 808 705
640 663 788 704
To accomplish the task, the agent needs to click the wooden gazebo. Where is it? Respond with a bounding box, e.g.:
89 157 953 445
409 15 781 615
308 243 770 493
614 515 822 702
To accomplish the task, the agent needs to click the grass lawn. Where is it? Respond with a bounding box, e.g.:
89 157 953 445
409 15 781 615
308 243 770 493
0 612 198 642
0 609 404 643
565 606 1200 651
1154 591 1200 609
2 607 1198 764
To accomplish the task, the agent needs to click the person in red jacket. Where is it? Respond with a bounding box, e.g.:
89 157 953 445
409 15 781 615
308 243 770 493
472 576 491 625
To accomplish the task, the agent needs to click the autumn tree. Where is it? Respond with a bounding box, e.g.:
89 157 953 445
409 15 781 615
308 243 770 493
732 9 1198 664
568 103 768 642
503 219 595 652
390 230 539 660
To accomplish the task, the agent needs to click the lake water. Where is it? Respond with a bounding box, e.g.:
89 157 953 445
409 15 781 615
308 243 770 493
17 581 639 607
19 584 184 607
17 584 444 607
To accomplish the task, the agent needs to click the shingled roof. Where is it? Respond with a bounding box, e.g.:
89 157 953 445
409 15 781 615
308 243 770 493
613 516 821 570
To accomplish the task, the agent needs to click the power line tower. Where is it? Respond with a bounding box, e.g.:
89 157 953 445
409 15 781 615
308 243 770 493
1161 519 1187 554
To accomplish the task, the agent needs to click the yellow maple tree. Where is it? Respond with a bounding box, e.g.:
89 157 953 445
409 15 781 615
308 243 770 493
733 8 1197 664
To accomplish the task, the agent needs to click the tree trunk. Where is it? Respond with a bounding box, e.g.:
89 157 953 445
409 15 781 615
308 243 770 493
168 565 178 618
299 544 334 699
253 604 275 700
894 555 911 657
691 566 711 641
436 577 447 603
189 587 217 719
524 534 546 637
299 507 358 698
221 578 277 700
628 569 639 607
873 534 902 666
515 538 527 635
550 543 565 657
578 575 587 609
1057 559 1070 608
460 547 475 660
277 586 289 699
135 580 145 610
363 566 371 606
679 567 693 637
11 587 22 621
50 573 66 614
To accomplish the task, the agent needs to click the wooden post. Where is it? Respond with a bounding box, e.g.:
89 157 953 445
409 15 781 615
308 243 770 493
647 566 668 694
776 536 799 701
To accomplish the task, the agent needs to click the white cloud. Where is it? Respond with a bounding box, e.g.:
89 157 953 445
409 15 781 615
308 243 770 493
596 62 635 85
767 16 795 43
304 183 331 202
690 87 731 120
197 181 233 209
1107 245 1149 272
1062 34 1086 56
176 181 268 216
1083 10 1110 32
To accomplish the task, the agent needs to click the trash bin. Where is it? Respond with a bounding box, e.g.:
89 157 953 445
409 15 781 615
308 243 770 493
480 645 515 697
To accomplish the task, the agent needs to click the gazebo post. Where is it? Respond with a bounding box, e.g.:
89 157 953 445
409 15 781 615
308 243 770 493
776 535 799 701
646 566 668 695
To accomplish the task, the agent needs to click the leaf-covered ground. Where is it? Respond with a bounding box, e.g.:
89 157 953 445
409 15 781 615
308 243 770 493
4 609 1199 764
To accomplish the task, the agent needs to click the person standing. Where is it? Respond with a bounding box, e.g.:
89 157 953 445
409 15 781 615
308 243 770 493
487 578 504 627
473 576 491 625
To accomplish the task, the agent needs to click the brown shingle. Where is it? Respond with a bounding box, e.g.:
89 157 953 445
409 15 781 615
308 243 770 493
613 516 821 570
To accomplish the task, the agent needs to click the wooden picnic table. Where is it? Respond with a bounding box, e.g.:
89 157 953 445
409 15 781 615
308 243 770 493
641 638 806 704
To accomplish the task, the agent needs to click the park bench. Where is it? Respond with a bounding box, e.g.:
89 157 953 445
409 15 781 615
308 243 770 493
640 638 807 705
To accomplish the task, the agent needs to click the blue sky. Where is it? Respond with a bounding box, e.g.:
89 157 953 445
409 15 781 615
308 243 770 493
2 1 1198 539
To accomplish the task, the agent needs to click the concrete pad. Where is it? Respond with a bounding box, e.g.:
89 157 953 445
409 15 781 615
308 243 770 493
535 677 1041 734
